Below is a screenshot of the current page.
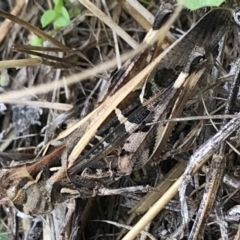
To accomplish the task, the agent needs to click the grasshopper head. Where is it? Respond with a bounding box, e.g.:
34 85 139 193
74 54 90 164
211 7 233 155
0 166 29 199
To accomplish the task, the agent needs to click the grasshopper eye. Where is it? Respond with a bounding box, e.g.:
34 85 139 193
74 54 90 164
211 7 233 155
153 12 172 30
153 3 173 30
189 55 206 73
183 46 206 74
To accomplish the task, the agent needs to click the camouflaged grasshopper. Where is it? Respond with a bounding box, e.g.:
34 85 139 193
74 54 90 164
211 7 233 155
0 8 233 216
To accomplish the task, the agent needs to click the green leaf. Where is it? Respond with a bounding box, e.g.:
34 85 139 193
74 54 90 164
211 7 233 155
177 0 225 10
54 0 63 13
29 35 44 58
53 0 60 5
0 73 9 86
29 35 43 46
41 9 57 27
53 6 70 27
54 15 70 27
61 6 70 21
0 224 8 240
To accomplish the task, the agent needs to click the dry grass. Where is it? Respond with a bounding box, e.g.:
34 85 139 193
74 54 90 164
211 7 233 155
0 0 240 240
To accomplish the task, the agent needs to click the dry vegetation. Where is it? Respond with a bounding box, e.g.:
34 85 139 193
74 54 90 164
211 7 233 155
1 0 240 240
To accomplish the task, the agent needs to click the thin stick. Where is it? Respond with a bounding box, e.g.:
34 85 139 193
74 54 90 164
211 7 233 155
0 0 24 44
117 0 155 30
1 99 72 111
0 58 42 69
79 0 139 49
